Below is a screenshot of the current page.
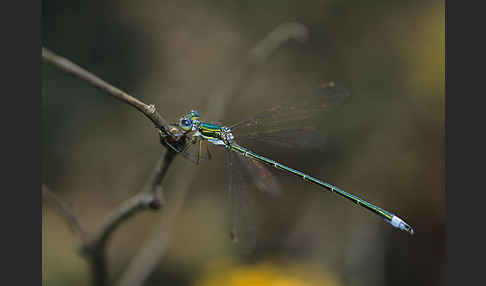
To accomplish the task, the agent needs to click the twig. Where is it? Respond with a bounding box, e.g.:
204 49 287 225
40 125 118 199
85 151 174 250
87 150 175 250
42 47 177 140
42 184 87 242
83 150 176 286
247 21 309 66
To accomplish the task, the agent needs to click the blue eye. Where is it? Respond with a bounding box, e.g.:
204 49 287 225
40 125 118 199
180 118 192 131
181 119 191 126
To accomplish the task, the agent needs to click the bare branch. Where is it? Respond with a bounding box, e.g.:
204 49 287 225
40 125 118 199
42 47 176 138
42 184 87 242
82 150 176 286
86 150 175 251
248 22 309 65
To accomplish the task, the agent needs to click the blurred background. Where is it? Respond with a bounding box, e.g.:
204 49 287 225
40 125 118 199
42 0 444 285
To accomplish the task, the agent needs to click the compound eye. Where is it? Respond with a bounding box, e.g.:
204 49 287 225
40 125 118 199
180 118 192 131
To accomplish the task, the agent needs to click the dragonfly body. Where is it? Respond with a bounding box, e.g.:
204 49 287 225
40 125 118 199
177 109 414 235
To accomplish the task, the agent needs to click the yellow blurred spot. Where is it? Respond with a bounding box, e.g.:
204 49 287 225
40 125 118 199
196 261 340 286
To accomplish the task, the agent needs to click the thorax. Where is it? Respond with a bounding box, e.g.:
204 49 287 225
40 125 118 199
197 122 234 147
198 122 223 139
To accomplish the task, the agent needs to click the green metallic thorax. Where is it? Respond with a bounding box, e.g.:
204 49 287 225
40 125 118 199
199 122 223 140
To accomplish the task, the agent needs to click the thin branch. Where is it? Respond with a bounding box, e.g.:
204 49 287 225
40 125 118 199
42 184 87 242
86 150 175 251
247 21 309 66
82 150 176 286
42 47 177 139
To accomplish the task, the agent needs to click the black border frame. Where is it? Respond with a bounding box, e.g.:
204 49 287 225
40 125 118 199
2 1 41 285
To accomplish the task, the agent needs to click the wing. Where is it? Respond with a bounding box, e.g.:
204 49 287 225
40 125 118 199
226 150 258 254
236 154 281 196
229 82 350 134
176 135 213 165
237 127 327 149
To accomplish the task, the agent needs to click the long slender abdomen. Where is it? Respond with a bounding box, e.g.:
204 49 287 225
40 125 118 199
229 143 414 234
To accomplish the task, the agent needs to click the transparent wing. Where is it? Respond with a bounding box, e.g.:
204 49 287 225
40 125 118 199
229 82 350 148
227 150 257 254
237 127 327 149
177 135 213 165
236 154 281 196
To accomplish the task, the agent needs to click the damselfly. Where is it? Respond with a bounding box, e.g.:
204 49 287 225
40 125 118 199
162 83 414 244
